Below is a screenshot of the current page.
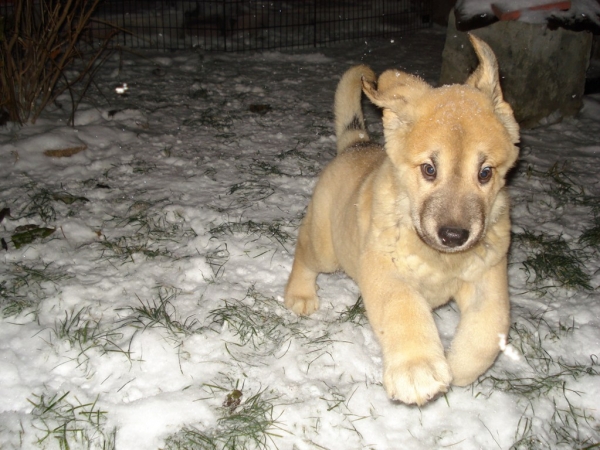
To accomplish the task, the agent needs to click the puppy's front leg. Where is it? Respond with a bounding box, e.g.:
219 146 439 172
447 259 510 386
359 253 452 406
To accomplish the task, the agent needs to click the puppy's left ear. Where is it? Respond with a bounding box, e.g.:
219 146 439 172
362 70 431 131
362 70 430 110
466 34 519 144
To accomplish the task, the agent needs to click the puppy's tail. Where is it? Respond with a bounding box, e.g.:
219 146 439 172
334 65 376 154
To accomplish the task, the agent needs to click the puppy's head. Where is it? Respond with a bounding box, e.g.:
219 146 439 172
362 35 519 253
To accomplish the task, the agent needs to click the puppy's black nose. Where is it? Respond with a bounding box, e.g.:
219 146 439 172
438 227 469 248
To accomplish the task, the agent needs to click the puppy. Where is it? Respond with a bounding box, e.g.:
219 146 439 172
284 35 519 406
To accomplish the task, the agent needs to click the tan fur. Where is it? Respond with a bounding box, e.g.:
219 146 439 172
333 65 376 153
285 35 519 406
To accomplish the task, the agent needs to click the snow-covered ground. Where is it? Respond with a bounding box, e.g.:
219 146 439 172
1 27 599 449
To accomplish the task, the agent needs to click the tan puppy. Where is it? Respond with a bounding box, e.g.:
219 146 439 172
284 35 519 406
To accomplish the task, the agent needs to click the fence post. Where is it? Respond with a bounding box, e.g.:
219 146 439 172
223 0 227 51
313 0 317 47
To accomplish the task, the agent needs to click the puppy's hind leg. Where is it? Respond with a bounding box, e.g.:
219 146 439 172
285 210 337 316
284 245 320 316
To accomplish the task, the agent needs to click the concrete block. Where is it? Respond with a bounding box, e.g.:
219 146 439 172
440 10 593 127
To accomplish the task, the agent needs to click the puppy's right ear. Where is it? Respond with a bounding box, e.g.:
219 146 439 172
362 70 430 131
466 34 519 144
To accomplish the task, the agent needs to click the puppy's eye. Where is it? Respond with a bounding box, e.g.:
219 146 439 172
421 163 436 181
479 166 493 184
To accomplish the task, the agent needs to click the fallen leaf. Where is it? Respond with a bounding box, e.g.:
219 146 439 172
12 226 56 249
51 193 89 204
44 145 87 158
249 104 272 115
0 207 9 224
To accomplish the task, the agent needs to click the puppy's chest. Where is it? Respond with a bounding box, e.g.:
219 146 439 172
391 247 487 303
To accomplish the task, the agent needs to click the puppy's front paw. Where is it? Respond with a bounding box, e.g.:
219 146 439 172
383 356 452 406
284 293 319 316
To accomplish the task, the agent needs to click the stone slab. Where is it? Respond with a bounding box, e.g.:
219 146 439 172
440 9 593 128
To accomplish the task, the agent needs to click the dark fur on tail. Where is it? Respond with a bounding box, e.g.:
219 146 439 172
334 65 376 154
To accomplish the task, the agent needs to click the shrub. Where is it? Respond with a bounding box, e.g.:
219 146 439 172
0 0 113 124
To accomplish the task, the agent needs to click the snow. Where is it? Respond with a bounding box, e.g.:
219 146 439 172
1 28 599 449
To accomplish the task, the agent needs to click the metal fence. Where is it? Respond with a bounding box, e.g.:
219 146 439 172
88 0 433 51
